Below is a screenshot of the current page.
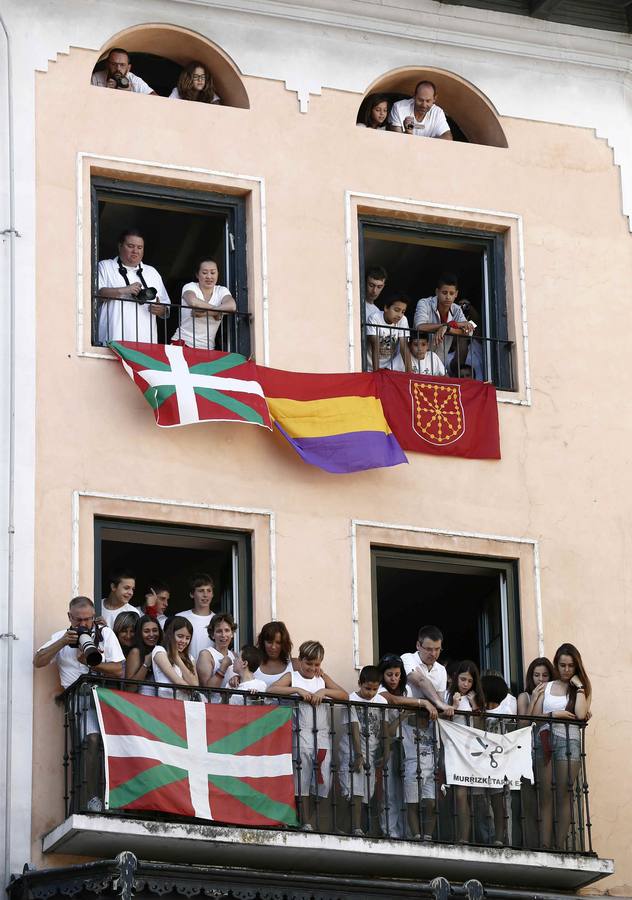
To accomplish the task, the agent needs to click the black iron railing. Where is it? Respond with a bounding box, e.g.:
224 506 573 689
61 676 592 854
361 322 515 391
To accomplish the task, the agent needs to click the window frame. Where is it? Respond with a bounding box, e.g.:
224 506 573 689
358 214 513 390
93 516 253 644
90 176 250 356
370 545 523 691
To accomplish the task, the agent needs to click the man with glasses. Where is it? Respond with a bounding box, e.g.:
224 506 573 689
401 624 454 716
34 596 124 811
91 48 156 94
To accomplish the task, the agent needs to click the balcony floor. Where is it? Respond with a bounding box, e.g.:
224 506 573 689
43 814 613 891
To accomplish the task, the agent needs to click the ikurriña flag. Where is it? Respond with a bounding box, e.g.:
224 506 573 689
93 687 297 828
376 370 501 459
109 341 272 431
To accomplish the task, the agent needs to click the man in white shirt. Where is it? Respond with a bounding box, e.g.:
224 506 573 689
364 266 388 321
413 273 475 371
388 81 452 140
100 570 140 630
91 48 155 94
179 573 216 660
401 624 454 716
33 596 125 810
97 229 170 345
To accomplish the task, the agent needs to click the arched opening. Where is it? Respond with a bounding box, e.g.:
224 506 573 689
91 23 249 109
357 67 507 148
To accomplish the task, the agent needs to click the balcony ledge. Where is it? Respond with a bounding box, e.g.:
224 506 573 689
43 814 613 891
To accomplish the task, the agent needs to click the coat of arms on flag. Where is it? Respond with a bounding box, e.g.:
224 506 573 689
109 342 272 430
93 688 297 828
411 381 464 446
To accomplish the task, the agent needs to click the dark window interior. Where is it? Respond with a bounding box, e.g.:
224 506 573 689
372 549 522 693
356 92 468 142
94 518 252 644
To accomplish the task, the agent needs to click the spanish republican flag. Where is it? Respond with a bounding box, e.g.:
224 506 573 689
256 366 408 474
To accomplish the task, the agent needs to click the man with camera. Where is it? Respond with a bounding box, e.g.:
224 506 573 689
97 228 170 345
34 596 125 811
91 48 155 94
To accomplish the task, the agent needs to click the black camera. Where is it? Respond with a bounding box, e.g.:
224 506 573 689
75 627 103 667
137 286 158 304
112 72 130 90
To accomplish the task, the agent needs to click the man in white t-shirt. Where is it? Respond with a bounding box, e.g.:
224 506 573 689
388 81 452 140
34 596 125 810
99 570 140 630
179 573 216 660
97 229 170 345
413 273 475 371
91 48 155 94
401 624 454 717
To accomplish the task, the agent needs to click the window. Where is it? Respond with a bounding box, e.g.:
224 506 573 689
359 215 514 390
94 518 252 646
91 177 250 356
371 547 522 692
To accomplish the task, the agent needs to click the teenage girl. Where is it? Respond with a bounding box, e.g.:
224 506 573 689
532 643 591 850
446 660 485 842
126 615 163 695
151 616 198 699
517 657 555 717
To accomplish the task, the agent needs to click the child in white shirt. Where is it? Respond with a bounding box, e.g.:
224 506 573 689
229 645 267 704
409 334 445 377
366 295 411 372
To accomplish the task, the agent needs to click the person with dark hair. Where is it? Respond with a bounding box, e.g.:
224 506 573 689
413 273 474 371
358 95 389 130
532 643 591 849
229 645 267 704
97 229 170 345
446 660 485 714
408 333 445 376
366 294 411 372
388 80 452 140
401 625 454 717
91 48 155 94
365 266 388 321
142 581 170 627
126 615 163 695
172 258 236 349
169 61 221 104
197 612 238 701
151 616 198 699
517 657 555 716
254 621 294 688
179 573 216 660
100 570 139 630
112 611 139 668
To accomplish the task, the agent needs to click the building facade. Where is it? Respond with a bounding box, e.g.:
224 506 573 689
1 0 631 895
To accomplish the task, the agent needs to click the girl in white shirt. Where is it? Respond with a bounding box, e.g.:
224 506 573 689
172 259 236 350
517 657 555 717
445 660 485 843
151 616 198 699
126 615 163 696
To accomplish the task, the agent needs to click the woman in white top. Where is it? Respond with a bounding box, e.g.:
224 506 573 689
151 616 198 700
517 657 555 717
126 615 163 695
532 643 591 850
253 621 295 688
169 62 221 104
112 611 138 676
172 258 236 350
197 612 237 702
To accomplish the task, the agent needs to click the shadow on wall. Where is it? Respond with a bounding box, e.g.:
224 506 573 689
357 67 508 148
91 23 250 108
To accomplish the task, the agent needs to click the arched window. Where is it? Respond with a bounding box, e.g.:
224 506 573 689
357 67 507 148
91 23 249 108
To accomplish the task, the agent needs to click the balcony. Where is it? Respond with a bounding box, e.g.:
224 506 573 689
42 677 613 892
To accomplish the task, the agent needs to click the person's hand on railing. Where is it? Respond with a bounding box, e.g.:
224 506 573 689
309 688 328 707
551 710 577 719
419 699 438 720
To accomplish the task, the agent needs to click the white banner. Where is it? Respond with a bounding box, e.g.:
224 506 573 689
438 719 534 790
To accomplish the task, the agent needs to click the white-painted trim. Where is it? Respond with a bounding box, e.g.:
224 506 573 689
71 490 276 620
344 190 531 406
75 153 270 364
350 518 544 670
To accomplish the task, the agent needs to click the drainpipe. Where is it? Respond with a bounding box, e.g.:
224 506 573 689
0 7 20 882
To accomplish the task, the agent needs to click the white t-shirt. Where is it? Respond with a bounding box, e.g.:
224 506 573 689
38 626 124 690
228 678 267 704
151 645 195 699
365 301 380 321
366 310 409 371
91 70 154 94
254 659 294 689
97 258 170 345
413 296 467 366
388 98 450 138
410 351 445 377
178 610 213 660
401 652 447 699
168 87 221 104
100 602 140 631
172 281 231 349
340 690 387 760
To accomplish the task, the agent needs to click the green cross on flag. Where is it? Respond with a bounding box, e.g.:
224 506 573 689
93 687 297 827
109 341 272 430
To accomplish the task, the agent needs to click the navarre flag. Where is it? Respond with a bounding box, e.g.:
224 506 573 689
438 719 533 790
377 370 501 459
256 366 407 474
93 687 297 827
109 341 272 430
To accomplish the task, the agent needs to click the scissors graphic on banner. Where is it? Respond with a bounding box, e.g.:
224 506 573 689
470 735 504 769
